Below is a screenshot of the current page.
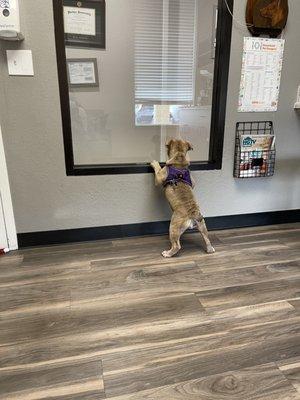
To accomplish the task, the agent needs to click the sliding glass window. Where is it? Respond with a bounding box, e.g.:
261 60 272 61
53 0 233 175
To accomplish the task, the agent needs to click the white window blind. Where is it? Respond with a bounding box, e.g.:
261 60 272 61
134 0 197 104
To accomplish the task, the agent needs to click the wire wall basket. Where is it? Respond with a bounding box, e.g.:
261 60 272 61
234 121 276 179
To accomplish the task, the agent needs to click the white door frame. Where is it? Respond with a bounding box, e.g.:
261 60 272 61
0 125 18 250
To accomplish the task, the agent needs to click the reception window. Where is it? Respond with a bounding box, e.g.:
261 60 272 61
53 0 233 174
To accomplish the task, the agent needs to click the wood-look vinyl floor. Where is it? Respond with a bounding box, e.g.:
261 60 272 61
0 223 300 399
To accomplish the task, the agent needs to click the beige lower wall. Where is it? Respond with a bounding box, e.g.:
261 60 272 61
0 0 299 233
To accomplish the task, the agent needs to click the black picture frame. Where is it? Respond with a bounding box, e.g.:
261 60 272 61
63 0 105 49
53 0 233 176
67 58 99 88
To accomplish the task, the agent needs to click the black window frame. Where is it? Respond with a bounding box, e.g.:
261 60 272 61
53 0 233 176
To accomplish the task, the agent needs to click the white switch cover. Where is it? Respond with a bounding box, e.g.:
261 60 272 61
7 50 34 76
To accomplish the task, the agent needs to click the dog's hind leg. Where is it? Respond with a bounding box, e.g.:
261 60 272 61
162 213 190 258
195 217 215 254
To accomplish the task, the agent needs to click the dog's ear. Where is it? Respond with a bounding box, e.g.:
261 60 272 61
166 139 174 149
186 141 193 151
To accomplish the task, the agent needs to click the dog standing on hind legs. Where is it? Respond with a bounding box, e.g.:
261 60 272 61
151 139 215 258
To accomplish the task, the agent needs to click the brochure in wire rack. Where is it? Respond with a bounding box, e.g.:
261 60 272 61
234 122 276 178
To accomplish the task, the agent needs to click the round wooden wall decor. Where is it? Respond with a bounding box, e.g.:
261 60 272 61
246 0 289 37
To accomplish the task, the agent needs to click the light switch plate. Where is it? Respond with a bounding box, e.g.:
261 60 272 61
6 50 34 76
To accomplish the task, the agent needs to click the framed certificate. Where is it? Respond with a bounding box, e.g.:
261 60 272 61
63 0 105 49
67 58 99 87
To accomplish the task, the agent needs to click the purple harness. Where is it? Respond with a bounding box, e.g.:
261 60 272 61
164 166 193 188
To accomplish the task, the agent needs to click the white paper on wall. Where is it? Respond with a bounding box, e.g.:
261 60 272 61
238 37 285 112
63 6 96 36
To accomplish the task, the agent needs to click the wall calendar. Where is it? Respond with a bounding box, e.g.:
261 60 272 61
238 37 285 112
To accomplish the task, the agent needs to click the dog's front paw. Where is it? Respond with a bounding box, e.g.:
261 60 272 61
150 160 160 170
162 250 173 258
206 245 215 254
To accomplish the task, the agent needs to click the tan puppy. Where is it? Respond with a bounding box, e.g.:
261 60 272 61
151 139 215 258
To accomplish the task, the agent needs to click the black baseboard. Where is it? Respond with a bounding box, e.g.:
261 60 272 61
18 209 300 248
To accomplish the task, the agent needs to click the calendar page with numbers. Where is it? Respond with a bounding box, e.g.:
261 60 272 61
238 37 285 112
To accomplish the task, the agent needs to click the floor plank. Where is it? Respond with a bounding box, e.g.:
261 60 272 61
278 358 300 394
106 363 300 400
103 335 300 397
196 277 300 311
289 299 300 314
102 316 300 375
0 360 104 400
0 293 204 347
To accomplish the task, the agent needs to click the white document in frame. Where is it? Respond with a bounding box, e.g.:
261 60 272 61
64 6 96 36
68 61 96 85
238 37 285 112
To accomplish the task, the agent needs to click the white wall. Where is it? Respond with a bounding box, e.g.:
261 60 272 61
0 0 299 234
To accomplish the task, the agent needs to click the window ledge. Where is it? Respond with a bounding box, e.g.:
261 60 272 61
67 160 220 176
